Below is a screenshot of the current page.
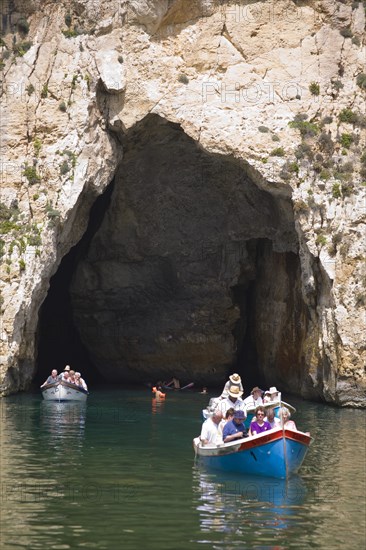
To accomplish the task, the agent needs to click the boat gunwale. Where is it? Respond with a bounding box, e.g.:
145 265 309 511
41 379 89 395
193 427 313 457
245 399 296 415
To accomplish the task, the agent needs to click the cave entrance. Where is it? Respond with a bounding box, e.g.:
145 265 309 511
36 114 307 393
34 181 115 386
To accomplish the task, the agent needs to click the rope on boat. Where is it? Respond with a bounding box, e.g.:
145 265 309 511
279 393 289 479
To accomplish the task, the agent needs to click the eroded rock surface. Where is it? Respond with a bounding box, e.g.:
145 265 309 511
0 0 365 406
70 115 304 386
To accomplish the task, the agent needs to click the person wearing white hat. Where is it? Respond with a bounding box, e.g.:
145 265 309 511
217 385 247 418
263 386 280 403
220 373 244 399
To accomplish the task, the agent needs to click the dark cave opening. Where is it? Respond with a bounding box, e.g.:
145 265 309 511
34 115 307 394
34 180 116 386
230 238 308 393
232 278 263 391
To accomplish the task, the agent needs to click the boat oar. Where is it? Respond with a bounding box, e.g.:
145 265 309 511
180 382 194 391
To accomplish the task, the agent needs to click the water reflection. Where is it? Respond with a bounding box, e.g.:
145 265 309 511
151 397 166 415
0 391 364 549
193 466 306 537
40 401 86 450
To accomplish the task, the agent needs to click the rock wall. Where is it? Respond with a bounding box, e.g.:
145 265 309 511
70 114 302 386
0 0 365 406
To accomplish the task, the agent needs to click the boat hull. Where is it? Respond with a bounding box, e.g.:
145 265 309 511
41 381 88 402
193 428 312 479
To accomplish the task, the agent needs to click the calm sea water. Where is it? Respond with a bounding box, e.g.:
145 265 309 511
0 388 365 549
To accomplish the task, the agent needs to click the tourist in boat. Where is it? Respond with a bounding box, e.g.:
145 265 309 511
243 386 264 407
220 373 243 399
75 372 88 391
279 407 297 430
263 386 280 403
40 369 58 387
217 385 247 417
200 409 223 446
222 409 248 443
265 407 281 429
249 406 272 435
62 371 70 382
59 365 71 380
68 370 76 384
224 407 235 422
219 407 235 434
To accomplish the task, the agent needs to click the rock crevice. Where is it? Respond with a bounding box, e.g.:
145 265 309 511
0 0 364 406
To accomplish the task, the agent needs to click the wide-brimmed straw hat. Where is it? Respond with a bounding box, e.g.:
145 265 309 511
228 385 243 398
64 365 71 371
265 386 279 395
251 386 263 394
229 373 241 384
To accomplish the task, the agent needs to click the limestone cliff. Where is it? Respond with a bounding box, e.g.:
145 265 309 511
0 0 365 406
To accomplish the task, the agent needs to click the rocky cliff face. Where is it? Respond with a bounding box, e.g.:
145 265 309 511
0 0 365 406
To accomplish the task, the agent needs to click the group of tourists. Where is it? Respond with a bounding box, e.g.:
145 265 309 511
209 374 281 417
199 373 298 446
40 365 88 391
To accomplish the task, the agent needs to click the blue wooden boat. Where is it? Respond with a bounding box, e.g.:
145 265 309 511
193 427 313 479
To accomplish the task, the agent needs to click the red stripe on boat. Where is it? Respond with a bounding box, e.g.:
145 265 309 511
238 429 311 451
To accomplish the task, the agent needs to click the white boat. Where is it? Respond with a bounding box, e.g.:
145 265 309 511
41 380 88 402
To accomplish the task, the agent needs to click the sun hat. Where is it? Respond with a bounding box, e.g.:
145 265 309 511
265 386 279 395
229 373 241 384
64 365 71 371
251 386 263 394
228 385 243 398
233 409 245 419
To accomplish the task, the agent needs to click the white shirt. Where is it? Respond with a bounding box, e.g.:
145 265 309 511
266 417 281 429
243 395 263 408
200 417 223 445
79 378 88 390
263 394 279 403
216 397 247 418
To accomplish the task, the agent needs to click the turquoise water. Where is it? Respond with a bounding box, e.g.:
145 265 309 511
0 388 365 549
